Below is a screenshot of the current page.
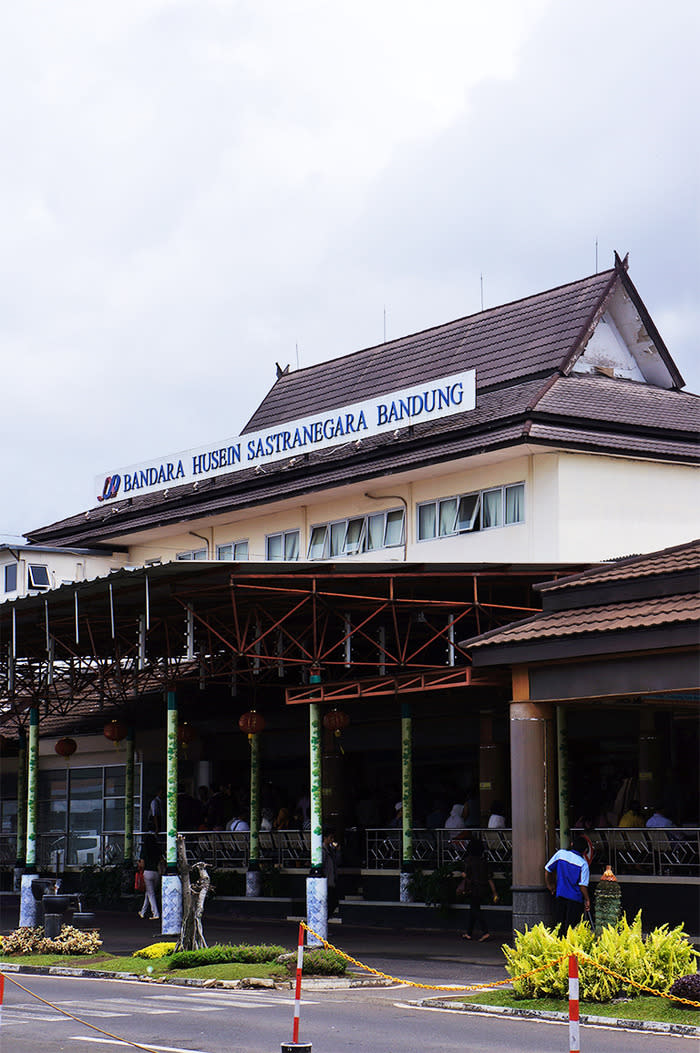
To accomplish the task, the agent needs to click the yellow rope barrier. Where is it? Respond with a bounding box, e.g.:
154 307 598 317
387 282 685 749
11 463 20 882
300 923 700 1007
1 971 162 1052
300 923 567 992
576 952 700 1009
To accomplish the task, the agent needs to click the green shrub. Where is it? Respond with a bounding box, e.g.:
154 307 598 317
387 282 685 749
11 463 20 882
302 948 347 976
169 943 287 970
503 912 696 1003
0 925 102 956
134 942 177 960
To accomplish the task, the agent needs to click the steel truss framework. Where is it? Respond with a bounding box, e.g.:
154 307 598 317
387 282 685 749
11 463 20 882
0 561 562 735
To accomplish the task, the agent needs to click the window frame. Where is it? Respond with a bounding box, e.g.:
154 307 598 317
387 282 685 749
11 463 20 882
27 564 50 590
307 508 405 560
176 548 207 561
216 540 249 561
3 562 18 593
265 529 301 561
417 482 525 541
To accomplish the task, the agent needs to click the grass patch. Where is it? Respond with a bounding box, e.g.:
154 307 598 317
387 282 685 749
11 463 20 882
457 990 698 1026
0 952 286 981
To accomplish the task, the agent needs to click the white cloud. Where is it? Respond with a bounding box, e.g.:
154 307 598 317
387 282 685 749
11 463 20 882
0 0 696 534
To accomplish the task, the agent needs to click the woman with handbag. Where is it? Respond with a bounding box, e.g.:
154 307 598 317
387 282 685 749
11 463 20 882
138 818 162 920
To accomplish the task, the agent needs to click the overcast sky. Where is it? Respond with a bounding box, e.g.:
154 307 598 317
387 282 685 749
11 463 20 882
1 0 698 539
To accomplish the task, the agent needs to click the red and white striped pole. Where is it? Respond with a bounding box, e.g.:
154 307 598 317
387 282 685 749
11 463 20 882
568 954 580 1053
0 972 4 1033
281 923 311 1052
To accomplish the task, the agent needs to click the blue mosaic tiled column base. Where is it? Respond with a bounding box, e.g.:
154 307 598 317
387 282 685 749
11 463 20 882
400 871 413 903
306 876 327 946
246 870 261 896
161 874 182 937
20 874 40 927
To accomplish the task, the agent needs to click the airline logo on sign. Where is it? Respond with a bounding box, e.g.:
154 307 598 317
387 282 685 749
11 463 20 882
96 369 476 503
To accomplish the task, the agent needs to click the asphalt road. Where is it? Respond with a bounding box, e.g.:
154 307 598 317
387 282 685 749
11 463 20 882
0 973 694 1053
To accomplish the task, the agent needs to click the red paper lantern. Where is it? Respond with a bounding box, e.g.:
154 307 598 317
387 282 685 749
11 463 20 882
178 722 197 747
103 720 128 746
322 709 350 735
55 737 77 759
238 710 266 735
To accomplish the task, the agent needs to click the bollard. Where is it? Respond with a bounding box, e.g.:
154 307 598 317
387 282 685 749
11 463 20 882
281 923 311 1052
568 954 580 1053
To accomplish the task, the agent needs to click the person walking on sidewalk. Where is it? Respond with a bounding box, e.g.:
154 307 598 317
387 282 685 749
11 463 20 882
138 819 162 921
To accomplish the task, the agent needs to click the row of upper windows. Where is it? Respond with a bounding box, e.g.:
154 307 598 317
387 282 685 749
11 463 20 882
3 562 51 593
417 483 524 540
173 484 525 563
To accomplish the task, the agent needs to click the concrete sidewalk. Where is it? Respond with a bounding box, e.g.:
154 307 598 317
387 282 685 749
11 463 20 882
0 896 510 988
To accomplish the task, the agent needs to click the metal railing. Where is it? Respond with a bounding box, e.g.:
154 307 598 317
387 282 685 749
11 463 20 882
11 826 698 878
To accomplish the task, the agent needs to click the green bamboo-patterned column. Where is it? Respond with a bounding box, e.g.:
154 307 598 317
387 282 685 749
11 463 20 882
26 708 39 868
166 692 178 866
19 709 40 926
400 701 414 902
162 691 182 936
246 731 261 895
306 697 326 944
15 729 27 866
556 705 570 851
124 727 135 866
309 702 323 871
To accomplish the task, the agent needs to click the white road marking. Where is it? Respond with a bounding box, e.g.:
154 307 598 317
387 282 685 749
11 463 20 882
68 1039 213 1052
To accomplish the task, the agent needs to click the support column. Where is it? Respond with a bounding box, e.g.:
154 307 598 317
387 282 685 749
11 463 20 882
124 727 135 867
306 700 326 945
638 709 658 812
19 708 40 927
161 691 182 936
556 705 570 852
400 702 413 903
246 731 261 896
510 688 556 933
14 729 27 892
479 710 507 823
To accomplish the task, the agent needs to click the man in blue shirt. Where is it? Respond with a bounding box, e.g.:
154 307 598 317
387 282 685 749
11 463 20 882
544 836 591 929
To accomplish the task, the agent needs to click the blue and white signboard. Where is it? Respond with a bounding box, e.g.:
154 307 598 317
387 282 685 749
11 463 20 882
96 369 476 503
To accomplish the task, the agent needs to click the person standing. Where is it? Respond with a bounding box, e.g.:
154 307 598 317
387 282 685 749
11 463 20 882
138 819 162 921
544 835 591 929
460 837 498 942
149 788 165 834
322 829 341 916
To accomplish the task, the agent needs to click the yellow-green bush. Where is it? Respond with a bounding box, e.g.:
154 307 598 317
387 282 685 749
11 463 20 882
503 913 696 1003
134 942 177 960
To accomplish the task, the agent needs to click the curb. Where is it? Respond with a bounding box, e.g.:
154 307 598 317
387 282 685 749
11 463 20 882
421 997 700 1038
0 961 390 991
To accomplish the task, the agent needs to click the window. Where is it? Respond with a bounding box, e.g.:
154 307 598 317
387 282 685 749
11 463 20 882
3 563 17 593
27 564 50 590
417 483 524 540
216 540 249 561
266 530 300 561
176 548 207 561
307 508 405 559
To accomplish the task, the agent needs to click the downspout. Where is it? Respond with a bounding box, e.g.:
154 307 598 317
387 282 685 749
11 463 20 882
189 531 210 558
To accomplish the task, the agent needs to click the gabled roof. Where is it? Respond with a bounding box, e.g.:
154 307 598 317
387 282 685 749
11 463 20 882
26 262 695 548
464 538 700 660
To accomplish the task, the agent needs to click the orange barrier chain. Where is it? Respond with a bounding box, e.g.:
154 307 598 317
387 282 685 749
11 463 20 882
300 922 567 991
577 953 700 1009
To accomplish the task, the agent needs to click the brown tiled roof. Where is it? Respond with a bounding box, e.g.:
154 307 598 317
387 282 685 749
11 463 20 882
25 266 697 549
534 375 700 433
243 270 618 431
538 539 700 593
468 592 700 649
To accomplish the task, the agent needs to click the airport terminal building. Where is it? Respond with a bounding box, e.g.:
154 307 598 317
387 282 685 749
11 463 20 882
1 257 698 935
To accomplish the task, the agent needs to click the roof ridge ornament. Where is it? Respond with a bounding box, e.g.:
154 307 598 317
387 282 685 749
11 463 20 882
614 250 630 272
